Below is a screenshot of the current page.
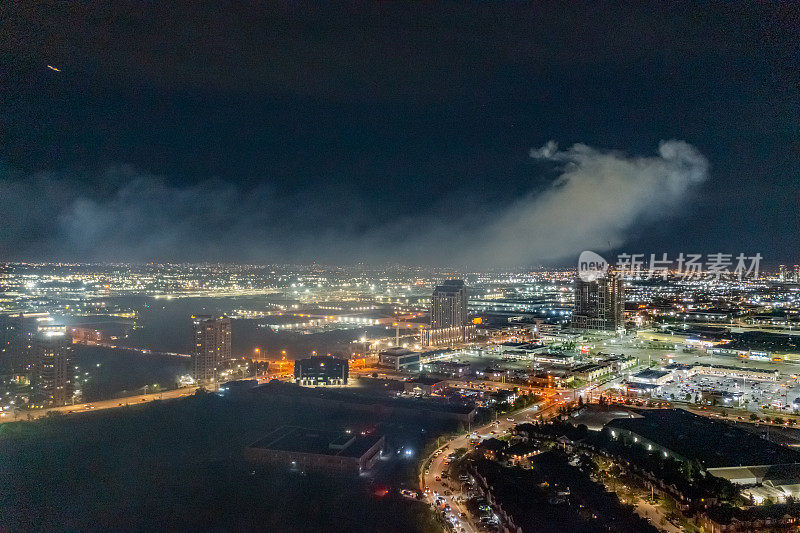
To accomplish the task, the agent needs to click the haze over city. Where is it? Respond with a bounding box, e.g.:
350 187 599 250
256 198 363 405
1 2 798 533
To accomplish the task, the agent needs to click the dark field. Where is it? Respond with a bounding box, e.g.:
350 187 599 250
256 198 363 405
0 389 449 532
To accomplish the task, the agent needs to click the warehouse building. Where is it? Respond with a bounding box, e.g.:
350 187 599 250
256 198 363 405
246 426 385 474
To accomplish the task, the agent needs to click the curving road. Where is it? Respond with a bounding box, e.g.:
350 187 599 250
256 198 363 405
419 400 560 532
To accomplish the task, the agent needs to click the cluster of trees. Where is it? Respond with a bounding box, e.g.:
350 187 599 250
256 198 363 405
748 413 797 425
494 392 541 414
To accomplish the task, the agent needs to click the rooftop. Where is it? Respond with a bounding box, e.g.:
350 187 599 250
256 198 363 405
607 409 800 468
631 369 670 379
249 426 382 458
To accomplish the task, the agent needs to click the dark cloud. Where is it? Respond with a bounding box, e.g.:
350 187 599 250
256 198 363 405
0 2 797 264
0 141 708 266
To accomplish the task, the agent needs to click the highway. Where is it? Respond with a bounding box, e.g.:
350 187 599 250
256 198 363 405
1 387 199 421
0 371 291 422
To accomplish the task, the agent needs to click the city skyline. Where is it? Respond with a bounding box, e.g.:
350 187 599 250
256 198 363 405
2 3 799 532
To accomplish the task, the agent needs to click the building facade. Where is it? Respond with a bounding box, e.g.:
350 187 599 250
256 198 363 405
191 315 232 384
378 347 421 371
572 272 624 331
403 376 446 395
0 313 48 375
0 314 22 373
294 355 349 386
34 333 74 407
425 279 473 345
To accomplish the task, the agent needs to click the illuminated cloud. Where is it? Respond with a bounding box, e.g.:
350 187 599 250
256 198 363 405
0 141 708 266
461 139 709 266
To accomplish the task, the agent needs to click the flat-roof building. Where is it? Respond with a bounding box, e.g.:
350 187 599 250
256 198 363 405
404 376 446 395
572 363 613 382
629 369 671 386
378 347 421 371
294 355 348 386
246 426 384 474
665 362 779 382
534 352 575 365
424 360 471 378
606 409 800 468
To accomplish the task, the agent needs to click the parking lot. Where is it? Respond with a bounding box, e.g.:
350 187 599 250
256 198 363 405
650 370 800 412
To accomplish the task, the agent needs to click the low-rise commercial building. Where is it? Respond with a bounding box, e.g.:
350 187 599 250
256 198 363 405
529 371 574 387
246 426 384 474
294 355 348 386
606 409 800 470
629 369 672 386
606 355 638 372
534 352 575 365
423 360 471 378
572 363 613 382
404 376 446 395
692 363 778 381
378 347 421 371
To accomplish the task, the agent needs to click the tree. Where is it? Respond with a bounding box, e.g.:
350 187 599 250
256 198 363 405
578 395 584 407
773 417 784 425
750 413 760 421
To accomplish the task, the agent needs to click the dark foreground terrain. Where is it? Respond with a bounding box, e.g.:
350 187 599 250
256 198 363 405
0 389 447 532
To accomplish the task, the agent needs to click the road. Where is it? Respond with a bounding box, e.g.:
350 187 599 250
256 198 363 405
0 372 290 422
1 387 199 421
419 400 560 532
634 499 683 533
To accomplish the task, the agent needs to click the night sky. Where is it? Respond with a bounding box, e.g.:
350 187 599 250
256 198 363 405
1 2 797 266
